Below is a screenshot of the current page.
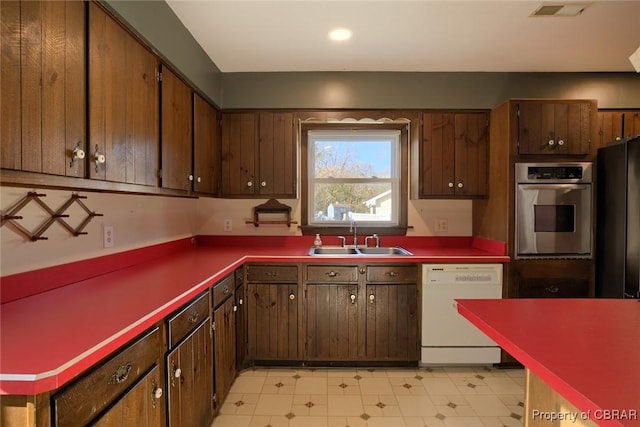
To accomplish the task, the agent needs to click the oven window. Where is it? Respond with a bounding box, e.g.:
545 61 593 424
534 205 575 232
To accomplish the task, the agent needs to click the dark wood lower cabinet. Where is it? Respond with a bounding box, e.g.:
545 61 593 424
303 264 420 363
93 365 165 427
306 283 362 360
247 283 300 360
365 284 419 361
213 296 236 409
166 319 213 427
512 259 592 298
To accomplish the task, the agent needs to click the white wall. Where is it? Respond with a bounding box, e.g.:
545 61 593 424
1 187 471 276
0 187 198 276
195 197 472 237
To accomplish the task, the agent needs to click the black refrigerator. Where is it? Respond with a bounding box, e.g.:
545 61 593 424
596 136 640 298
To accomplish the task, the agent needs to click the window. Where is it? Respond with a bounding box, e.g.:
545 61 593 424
301 124 409 235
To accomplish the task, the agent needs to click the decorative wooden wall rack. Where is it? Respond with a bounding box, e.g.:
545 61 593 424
246 199 297 227
1 192 103 241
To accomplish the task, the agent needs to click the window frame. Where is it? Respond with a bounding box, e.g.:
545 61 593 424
300 122 409 236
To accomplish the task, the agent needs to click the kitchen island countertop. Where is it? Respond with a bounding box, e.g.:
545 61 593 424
456 298 640 427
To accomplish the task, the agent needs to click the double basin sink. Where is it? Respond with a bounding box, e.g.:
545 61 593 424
309 246 413 256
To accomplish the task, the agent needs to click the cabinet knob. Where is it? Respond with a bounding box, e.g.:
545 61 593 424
188 174 194 181
386 271 398 278
289 292 296 300
557 139 565 146
239 298 243 305
369 293 375 303
153 387 163 399
548 139 555 146
174 368 182 378
545 286 559 294
247 181 253 187
70 142 85 166
448 182 454 188
350 293 356 304
261 181 267 187
197 176 202 183
326 271 340 278
457 182 464 189
93 145 106 173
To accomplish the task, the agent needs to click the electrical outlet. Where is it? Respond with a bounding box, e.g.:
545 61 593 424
223 219 232 232
435 219 448 233
103 225 114 248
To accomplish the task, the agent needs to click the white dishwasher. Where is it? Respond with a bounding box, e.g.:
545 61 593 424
421 264 503 365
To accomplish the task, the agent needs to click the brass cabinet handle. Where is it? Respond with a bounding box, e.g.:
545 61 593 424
386 271 398 278
109 363 132 384
545 286 559 294
187 310 199 323
326 271 340 277
223 286 230 295
350 293 356 304
266 271 278 278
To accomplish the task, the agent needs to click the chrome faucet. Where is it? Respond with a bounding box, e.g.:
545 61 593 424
349 219 358 248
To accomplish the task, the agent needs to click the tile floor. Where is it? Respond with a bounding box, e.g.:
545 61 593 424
211 366 525 427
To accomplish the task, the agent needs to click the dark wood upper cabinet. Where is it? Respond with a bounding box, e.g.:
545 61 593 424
1 0 86 177
420 111 488 198
193 94 219 195
89 2 158 185
160 66 193 191
597 110 640 149
221 111 297 198
517 100 594 156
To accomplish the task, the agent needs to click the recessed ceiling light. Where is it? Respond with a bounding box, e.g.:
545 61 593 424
329 28 352 42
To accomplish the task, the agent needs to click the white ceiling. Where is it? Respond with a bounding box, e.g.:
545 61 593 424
165 0 640 73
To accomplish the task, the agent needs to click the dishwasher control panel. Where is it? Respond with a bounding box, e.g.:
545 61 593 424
424 264 503 285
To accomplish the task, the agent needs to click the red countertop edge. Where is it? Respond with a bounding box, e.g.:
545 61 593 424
456 299 639 427
1 235 508 395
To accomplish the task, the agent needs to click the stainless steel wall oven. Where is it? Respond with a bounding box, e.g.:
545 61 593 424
515 162 593 259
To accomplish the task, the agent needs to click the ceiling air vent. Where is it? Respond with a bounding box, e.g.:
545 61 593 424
531 3 591 17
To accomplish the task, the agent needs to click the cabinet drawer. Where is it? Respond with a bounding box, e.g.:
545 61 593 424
518 278 589 298
246 264 298 283
168 292 209 348
306 265 359 283
212 275 234 308
366 265 418 283
53 326 162 427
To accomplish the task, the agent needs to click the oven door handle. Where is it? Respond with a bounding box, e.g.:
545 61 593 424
517 184 591 191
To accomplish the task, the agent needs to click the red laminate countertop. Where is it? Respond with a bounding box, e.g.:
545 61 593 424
456 298 640 427
0 236 508 395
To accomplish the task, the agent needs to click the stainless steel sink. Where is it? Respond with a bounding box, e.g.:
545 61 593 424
357 247 413 255
309 247 359 255
308 246 412 256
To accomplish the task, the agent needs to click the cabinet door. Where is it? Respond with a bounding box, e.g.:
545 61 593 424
235 283 247 369
598 111 625 147
93 365 165 427
305 284 362 360
518 101 591 155
421 112 455 196
258 112 297 197
161 66 193 191
623 111 640 139
193 94 219 194
167 319 213 427
221 112 257 196
365 284 419 361
89 3 158 185
453 112 488 196
213 296 236 409
1 1 85 177
247 283 300 360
